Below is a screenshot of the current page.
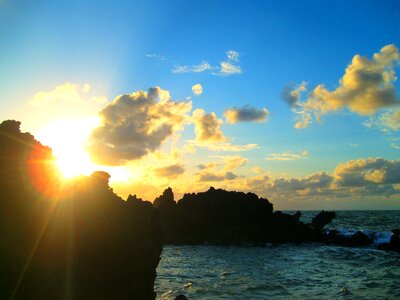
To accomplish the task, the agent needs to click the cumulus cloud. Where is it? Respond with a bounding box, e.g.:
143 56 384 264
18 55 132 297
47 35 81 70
224 105 270 123
219 62 242 76
192 108 226 143
86 87 192 165
265 150 308 161
216 50 242 76
286 44 400 128
270 172 333 192
154 163 185 179
192 83 203 96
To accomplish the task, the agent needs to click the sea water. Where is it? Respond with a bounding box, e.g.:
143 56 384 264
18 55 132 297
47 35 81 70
155 211 400 299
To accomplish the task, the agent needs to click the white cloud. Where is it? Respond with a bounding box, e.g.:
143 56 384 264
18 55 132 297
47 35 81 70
145 53 166 61
265 150 308 161
226 50 240 62
195 142 258 152
172 50 242 77
173 61 217 74
218 61 242 76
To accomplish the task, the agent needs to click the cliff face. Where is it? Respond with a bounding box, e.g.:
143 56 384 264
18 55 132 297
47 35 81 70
154 187 332 245
0 120 162 300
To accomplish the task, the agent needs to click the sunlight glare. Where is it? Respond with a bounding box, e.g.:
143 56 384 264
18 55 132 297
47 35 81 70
35 118 100 178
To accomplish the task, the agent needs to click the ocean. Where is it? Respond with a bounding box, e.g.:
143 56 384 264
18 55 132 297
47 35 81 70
155 211 400 299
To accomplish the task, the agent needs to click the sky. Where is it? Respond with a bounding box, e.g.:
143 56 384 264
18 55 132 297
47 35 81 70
0 0 399 209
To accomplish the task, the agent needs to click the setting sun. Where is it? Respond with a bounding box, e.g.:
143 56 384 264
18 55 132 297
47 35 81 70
36 118 100 178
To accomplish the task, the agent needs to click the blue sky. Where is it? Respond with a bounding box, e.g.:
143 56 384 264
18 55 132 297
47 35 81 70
1 0 399 209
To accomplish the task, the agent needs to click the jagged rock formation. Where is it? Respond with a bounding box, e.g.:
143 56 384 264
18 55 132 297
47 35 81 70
0 120 162 299
154 187 334 245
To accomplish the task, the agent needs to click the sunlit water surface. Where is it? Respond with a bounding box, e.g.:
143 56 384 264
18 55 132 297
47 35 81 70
155 211 400 299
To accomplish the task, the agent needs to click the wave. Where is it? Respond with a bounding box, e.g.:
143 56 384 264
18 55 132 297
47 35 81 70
334 228 392 245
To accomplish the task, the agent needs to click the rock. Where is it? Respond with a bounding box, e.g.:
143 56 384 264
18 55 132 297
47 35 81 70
326 230 373 247
154 186 333 245
311 211 336 230
175 295 189 300
348 231 373 246
154 187 176 209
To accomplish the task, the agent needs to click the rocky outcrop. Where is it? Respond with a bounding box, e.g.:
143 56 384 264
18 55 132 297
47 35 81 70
154 187 334 245
0 120 162 299
311 211 336 230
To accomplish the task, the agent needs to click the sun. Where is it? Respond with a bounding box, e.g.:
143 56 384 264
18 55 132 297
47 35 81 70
35 118 100 178
55 148 94 178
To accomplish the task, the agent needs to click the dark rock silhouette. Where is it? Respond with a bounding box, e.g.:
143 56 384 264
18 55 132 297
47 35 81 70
153 187 333 245
0 120 162 299
311 211 336 231
325 230 373 247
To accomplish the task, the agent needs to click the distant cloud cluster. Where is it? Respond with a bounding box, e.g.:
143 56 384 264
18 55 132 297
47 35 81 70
239 158 400 204
224 105 269 124
364 108 400 132
196 155 247 182
284 44 400 128
333 158 400 186
171 50 242 76
86 87 192 165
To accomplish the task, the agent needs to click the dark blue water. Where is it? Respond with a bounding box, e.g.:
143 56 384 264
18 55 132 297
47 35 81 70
155 211 400 299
